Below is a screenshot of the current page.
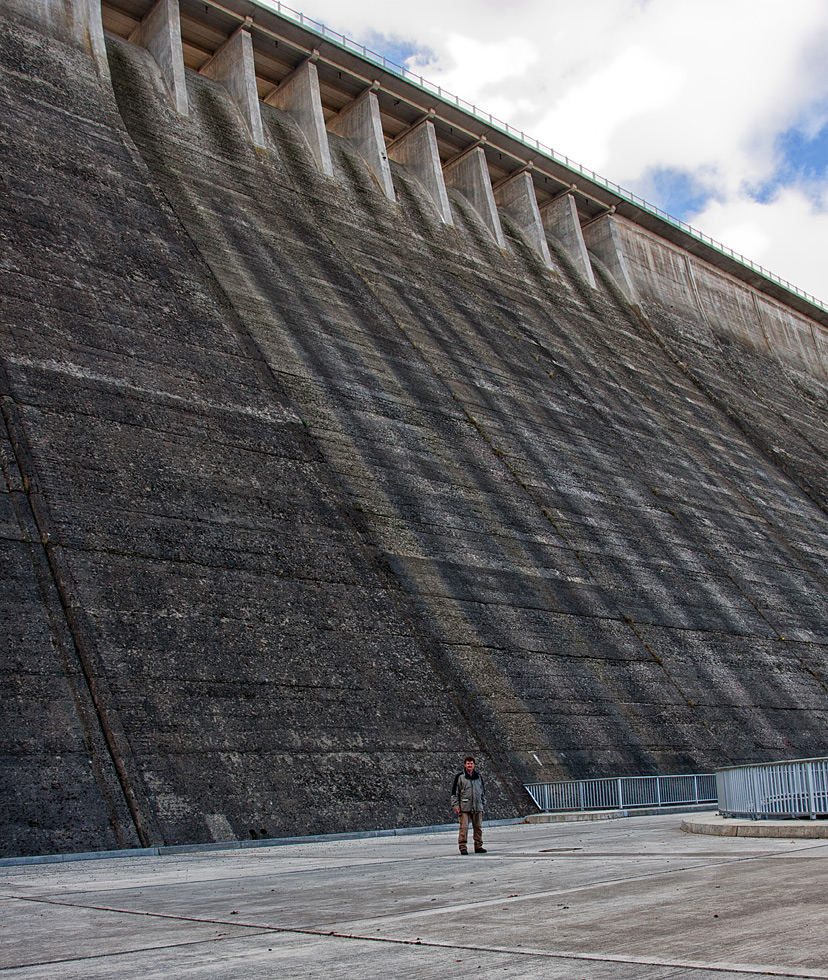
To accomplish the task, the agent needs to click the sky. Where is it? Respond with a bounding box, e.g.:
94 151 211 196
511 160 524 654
262 0 828 304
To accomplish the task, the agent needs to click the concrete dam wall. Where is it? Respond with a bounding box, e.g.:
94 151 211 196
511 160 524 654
2 0 828 857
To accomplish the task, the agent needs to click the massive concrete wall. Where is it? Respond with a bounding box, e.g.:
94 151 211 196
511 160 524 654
2 4 828 857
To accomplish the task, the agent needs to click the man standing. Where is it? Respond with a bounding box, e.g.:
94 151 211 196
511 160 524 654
451 755 487 854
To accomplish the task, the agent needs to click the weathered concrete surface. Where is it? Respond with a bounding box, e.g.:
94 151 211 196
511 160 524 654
0 15 513 856
105 30 828 816
3 815 828 979
616 216 828 513
4 10 828 860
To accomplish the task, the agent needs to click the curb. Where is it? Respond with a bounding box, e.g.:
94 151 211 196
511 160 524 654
0 818 526 868
526 803 716 824
681 812 828 839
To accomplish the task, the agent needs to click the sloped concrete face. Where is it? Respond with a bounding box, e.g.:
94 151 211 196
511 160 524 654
6 7 828 860
199 27 264 147
443 146 505 246
327 89 395 200
265 58 333 176
129 0 188 115
541 192 596 288
387 120 453 225
494 171 552 268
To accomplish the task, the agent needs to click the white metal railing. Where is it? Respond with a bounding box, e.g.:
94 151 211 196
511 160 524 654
252 0 826 314
716 758 828 820
525 773 716 812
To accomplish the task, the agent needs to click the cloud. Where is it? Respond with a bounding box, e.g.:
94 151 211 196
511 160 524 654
690 186 828 302
263 0 828 302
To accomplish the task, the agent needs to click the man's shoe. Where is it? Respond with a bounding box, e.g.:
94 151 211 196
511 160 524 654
459 848 468 855
474 847 487 853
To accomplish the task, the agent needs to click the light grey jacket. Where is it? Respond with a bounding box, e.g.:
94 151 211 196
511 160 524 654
451 770 485 812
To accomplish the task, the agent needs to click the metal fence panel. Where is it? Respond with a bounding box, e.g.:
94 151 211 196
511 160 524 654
524 773 716 812
717 758 828 819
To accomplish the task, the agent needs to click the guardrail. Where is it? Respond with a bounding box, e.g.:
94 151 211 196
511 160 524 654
716 758 828 820
257 0 827 314
525 773 716 812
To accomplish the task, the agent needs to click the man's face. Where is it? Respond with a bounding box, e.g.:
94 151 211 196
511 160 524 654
465 759 475 775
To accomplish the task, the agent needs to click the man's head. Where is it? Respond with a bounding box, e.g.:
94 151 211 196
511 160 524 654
464 756 475 775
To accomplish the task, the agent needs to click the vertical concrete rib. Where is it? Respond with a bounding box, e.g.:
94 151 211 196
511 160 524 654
387 120 453 225
443 146 505 247
582 213 637 302
199 27 265 148
541 193 596 288
494 171 552 268
327 88 395 200
265 56 333 176
128 0 188 115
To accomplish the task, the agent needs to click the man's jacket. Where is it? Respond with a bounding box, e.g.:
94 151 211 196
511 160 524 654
451 770 485 812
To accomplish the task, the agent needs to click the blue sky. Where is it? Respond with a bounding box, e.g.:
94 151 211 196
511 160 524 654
266 0 827 302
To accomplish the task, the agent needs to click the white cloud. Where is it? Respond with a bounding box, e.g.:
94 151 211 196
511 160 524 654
263 0 828 302
690 187 828 302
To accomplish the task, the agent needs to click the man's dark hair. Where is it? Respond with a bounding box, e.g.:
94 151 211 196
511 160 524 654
464 755 475 763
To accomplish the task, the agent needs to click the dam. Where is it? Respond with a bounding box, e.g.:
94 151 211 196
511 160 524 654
2 0 828 858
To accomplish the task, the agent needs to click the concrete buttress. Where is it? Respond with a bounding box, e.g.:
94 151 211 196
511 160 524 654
327 88 395 200
387 120 453 225
199 26 265 148
443 145 505 247
582 212 637 301
128 0 188 115
541 192 597 288
265 56 334 176
493 171 553 268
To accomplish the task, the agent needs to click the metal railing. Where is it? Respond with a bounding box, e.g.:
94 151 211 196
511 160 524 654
525 773 716 812
252 0 826 314
717 758 828 820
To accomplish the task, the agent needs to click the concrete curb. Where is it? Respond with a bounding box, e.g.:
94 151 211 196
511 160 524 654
526 803 716 824
0 818 526 868
681 811 828 839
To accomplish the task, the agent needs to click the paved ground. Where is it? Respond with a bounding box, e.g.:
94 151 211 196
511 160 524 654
2 814 827 979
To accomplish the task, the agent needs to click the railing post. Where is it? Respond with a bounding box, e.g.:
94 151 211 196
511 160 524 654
656 776 662 807
806 762 816 820
694 774 699 804
617 778 624 810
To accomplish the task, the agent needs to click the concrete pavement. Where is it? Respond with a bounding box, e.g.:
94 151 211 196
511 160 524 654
2 813 827 979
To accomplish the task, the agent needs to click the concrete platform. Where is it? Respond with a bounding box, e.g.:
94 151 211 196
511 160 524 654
682 810 828 839
2 813 828 979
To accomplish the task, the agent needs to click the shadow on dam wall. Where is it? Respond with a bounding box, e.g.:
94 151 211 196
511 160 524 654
2 11 828 857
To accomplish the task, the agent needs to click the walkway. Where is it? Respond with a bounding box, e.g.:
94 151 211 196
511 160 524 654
2 814 827 978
